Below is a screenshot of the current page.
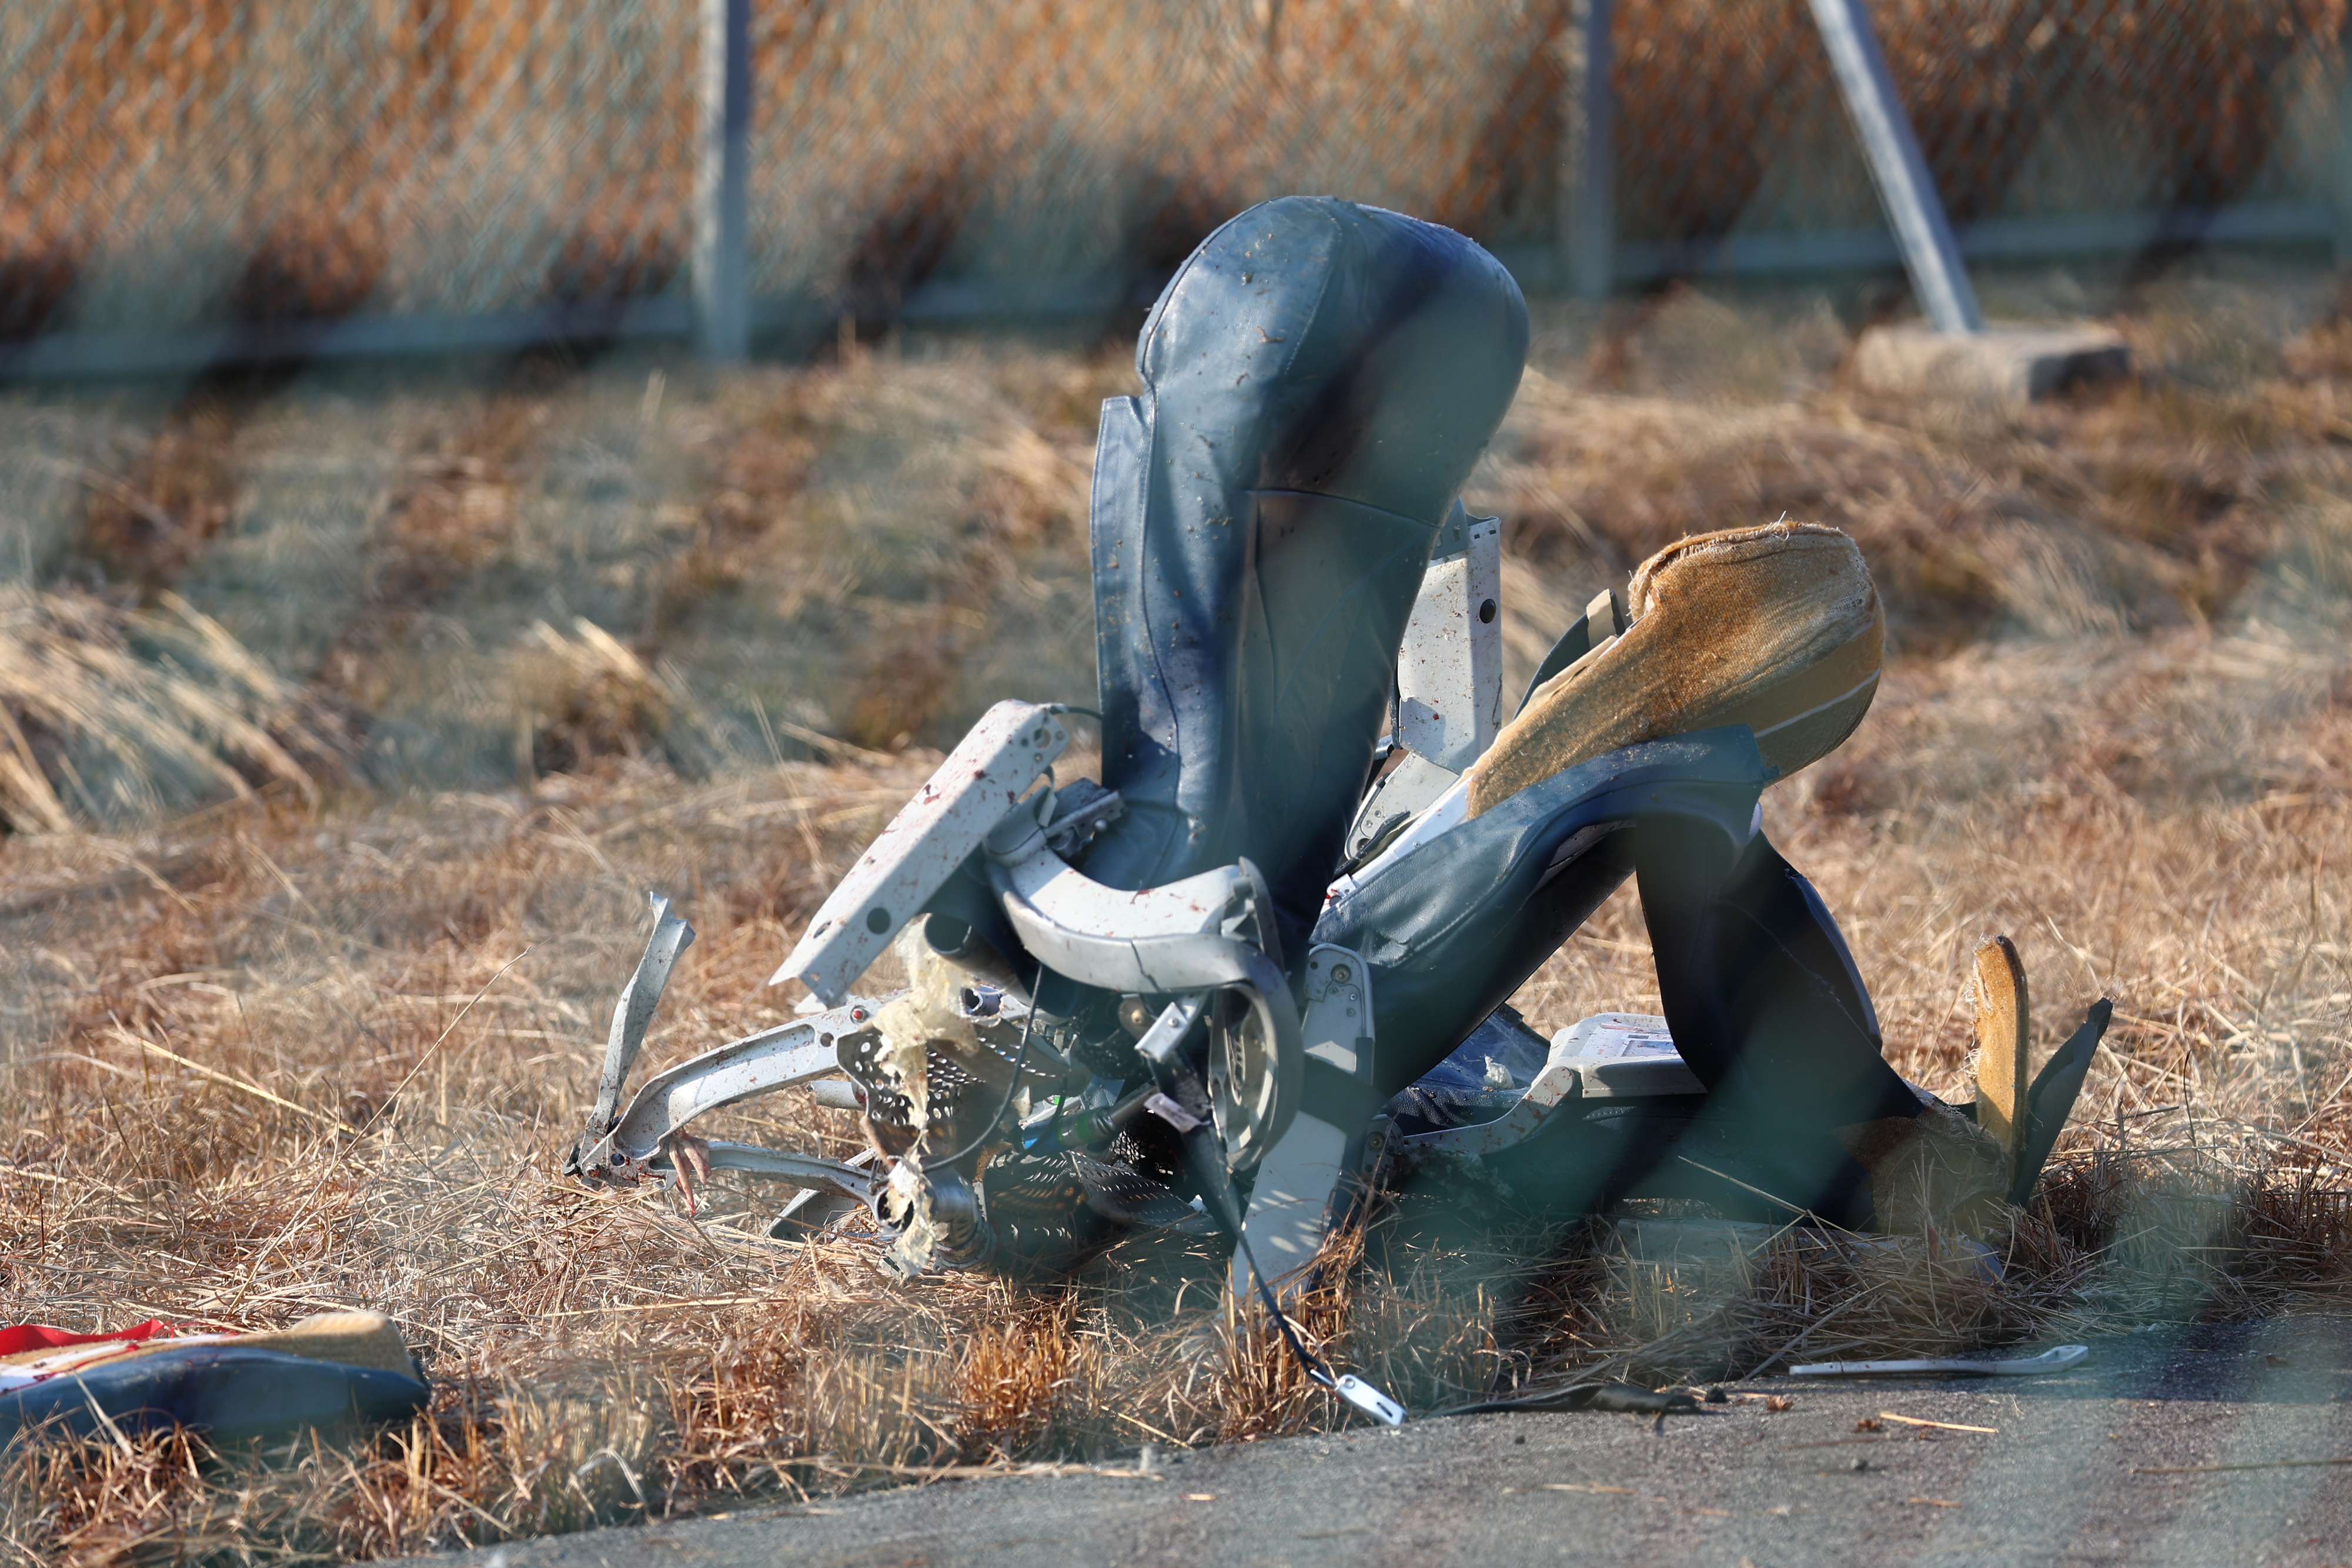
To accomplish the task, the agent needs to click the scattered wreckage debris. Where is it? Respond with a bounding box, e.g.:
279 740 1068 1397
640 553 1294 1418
1438 1380 1703 1419
559 196 2114 1425
1789 1346 2089 1379
0 1309 427 1444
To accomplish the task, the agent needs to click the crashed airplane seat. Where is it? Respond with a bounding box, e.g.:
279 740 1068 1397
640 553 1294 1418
557 197 2110 1426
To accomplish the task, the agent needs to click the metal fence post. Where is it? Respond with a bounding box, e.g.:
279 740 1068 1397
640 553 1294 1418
2334 21 2352 272
1561 0 1614 300
1805 0 1982 333
695 0 752 361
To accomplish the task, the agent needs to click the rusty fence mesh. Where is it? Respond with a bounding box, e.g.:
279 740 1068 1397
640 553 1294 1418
1609 0 2347 267
0 0 2345 358
0 0 692 339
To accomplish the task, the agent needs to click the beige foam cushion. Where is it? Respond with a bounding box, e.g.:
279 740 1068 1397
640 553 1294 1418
1466 521 1882 817
233 1310 419 1376
2 1310 417 1379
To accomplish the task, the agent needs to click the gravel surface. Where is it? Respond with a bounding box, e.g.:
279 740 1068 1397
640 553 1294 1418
415 1319 2352 1568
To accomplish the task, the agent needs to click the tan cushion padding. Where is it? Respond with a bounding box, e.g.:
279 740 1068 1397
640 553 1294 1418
233 1310 419 1377
2 1310 417 1379
1466 521 1882 817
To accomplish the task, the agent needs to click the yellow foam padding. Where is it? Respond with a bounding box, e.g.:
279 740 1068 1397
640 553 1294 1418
1 1310 417 1379
1971 935 2031 1178
1466 521 1883 817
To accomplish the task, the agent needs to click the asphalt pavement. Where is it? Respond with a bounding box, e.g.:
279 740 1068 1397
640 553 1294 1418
417 1318 2352 1568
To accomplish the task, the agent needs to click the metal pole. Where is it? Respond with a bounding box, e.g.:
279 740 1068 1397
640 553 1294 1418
1561 0 1614 299
1805 0 1982 333
2334 16 2352 271
694 0 751 361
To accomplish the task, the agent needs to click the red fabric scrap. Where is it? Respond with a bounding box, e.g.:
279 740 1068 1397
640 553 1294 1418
0 1320 181 1358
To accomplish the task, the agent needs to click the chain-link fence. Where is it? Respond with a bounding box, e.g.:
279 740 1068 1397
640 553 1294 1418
0 0 691 340
1 0 2345 371
1611 0 2346 276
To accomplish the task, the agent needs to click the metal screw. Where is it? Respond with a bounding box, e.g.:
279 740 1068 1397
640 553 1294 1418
1331 964 1351 984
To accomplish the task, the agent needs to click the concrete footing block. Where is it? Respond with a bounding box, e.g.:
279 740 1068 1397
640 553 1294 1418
1854 322 2130 407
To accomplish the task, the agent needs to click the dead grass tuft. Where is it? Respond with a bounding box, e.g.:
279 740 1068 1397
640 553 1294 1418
0 587 341 834
514 618 684 778
1508 1211 2092 1389
2 1423 223 1564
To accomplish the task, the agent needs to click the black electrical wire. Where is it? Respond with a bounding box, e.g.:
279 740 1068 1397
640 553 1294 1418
1232 1223 1342 1393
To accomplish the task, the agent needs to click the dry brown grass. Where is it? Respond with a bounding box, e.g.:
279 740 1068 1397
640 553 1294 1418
6 266 2352 1560
0 751 1529 1560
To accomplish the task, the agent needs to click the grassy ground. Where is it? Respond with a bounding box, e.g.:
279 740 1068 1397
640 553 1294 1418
5 258 2352 1562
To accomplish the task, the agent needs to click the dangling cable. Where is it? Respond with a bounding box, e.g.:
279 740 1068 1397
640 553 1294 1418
1231 1219 1339 1389
1180 1124 1405 1426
